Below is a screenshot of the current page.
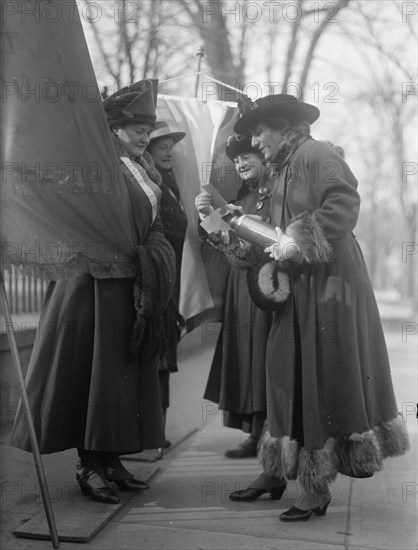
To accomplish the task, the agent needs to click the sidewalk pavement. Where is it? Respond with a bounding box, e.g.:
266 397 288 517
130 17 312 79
1 324 417 550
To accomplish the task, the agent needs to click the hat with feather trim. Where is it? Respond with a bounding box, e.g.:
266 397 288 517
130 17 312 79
234 94 320 135
247 259 290 311
104 79 159 128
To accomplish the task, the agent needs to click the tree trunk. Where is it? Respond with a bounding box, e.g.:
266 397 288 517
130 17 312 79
282 0 303 87
179 0 245 100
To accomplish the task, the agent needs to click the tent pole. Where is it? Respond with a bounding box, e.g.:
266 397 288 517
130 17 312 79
194 46 205 98
0 274 60 548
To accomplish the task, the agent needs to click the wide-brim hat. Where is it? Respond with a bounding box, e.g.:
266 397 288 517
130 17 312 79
234 94 320 135
148 121 186 145
103 79 159 128
225 134 261 161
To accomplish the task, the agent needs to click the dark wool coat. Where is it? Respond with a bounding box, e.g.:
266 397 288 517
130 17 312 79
158 167 188 372
10 159 175 454
253 139 409 492
155 167 188 408
204 177 273 434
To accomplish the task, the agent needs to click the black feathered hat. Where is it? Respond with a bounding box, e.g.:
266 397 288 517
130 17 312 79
233 94 320 135
225 134 261 161
104 79 159 128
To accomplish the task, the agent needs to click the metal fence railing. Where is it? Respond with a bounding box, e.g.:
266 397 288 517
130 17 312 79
2 268 49 315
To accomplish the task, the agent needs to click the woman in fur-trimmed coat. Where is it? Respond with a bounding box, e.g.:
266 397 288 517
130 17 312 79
232 94 410 521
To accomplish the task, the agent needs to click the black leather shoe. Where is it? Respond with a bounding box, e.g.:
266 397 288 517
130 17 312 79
279 500 330 522
225 436 258 459
229 485 286 501
111 478 150 492
76 465 120 504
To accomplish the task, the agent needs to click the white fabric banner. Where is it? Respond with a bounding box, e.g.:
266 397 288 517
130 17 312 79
156 95 239 325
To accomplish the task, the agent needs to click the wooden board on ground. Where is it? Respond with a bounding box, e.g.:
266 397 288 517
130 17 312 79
13 464 159 543
123 428 199 463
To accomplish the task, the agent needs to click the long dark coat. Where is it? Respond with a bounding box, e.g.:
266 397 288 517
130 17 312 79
256 139 409 492
204 178 273 434
10 158 174 454
155 167 188 408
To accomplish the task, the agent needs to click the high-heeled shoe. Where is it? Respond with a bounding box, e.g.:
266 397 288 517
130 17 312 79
229 485 286 501
279 500 330 522
76 464 120 504
110 478 150 492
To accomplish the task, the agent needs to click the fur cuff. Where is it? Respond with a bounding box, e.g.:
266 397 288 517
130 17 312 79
286 211 333 263
247 261 290 311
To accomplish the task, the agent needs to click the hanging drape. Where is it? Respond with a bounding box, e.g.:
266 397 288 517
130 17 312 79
1 0 138 279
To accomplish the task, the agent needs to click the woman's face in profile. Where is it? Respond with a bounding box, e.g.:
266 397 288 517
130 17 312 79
233 153 265 182
250 123 283 161
115 122 153 158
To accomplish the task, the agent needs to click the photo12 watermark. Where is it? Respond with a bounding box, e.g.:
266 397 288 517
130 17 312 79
200 80 340 104
201 1 342 24
1 1 141 24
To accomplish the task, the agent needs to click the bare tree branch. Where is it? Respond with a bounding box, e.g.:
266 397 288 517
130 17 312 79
283 0 303 86
82 0 120 86
299 0 351 96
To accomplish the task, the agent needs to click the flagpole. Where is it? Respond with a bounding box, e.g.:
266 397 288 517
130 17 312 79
194 46 205 98
0 274 60 548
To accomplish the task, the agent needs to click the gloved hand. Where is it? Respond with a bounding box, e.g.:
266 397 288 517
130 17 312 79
264 226 302 263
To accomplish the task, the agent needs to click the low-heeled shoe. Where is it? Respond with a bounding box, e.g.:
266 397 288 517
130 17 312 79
229 485 286 501
225 437 258 459
76 466 120 504
279 500 330 522
111 477 150 492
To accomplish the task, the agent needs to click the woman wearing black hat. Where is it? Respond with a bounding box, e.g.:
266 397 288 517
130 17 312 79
195 135 287 499
10 80 176 505
225 94 410 521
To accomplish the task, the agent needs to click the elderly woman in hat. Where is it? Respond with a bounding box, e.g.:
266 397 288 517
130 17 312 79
11 80 176 505
222 94 410 521
147 122 188 450
195 135 287 499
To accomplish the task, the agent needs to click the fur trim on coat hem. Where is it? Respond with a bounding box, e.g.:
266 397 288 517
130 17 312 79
259 415 409 492
286 211 334 263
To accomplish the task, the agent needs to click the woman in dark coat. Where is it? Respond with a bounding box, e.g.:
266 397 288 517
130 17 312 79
228 94 410 520
147 122 188 449
10 80 176 504
195 136 285 499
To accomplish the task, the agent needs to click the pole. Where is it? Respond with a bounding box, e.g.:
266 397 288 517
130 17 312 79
0 274 60 548
194 46 205 98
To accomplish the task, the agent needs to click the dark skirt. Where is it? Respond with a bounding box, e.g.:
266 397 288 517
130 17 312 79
204 268 272 433
10 275 164 454
158 370 170 410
